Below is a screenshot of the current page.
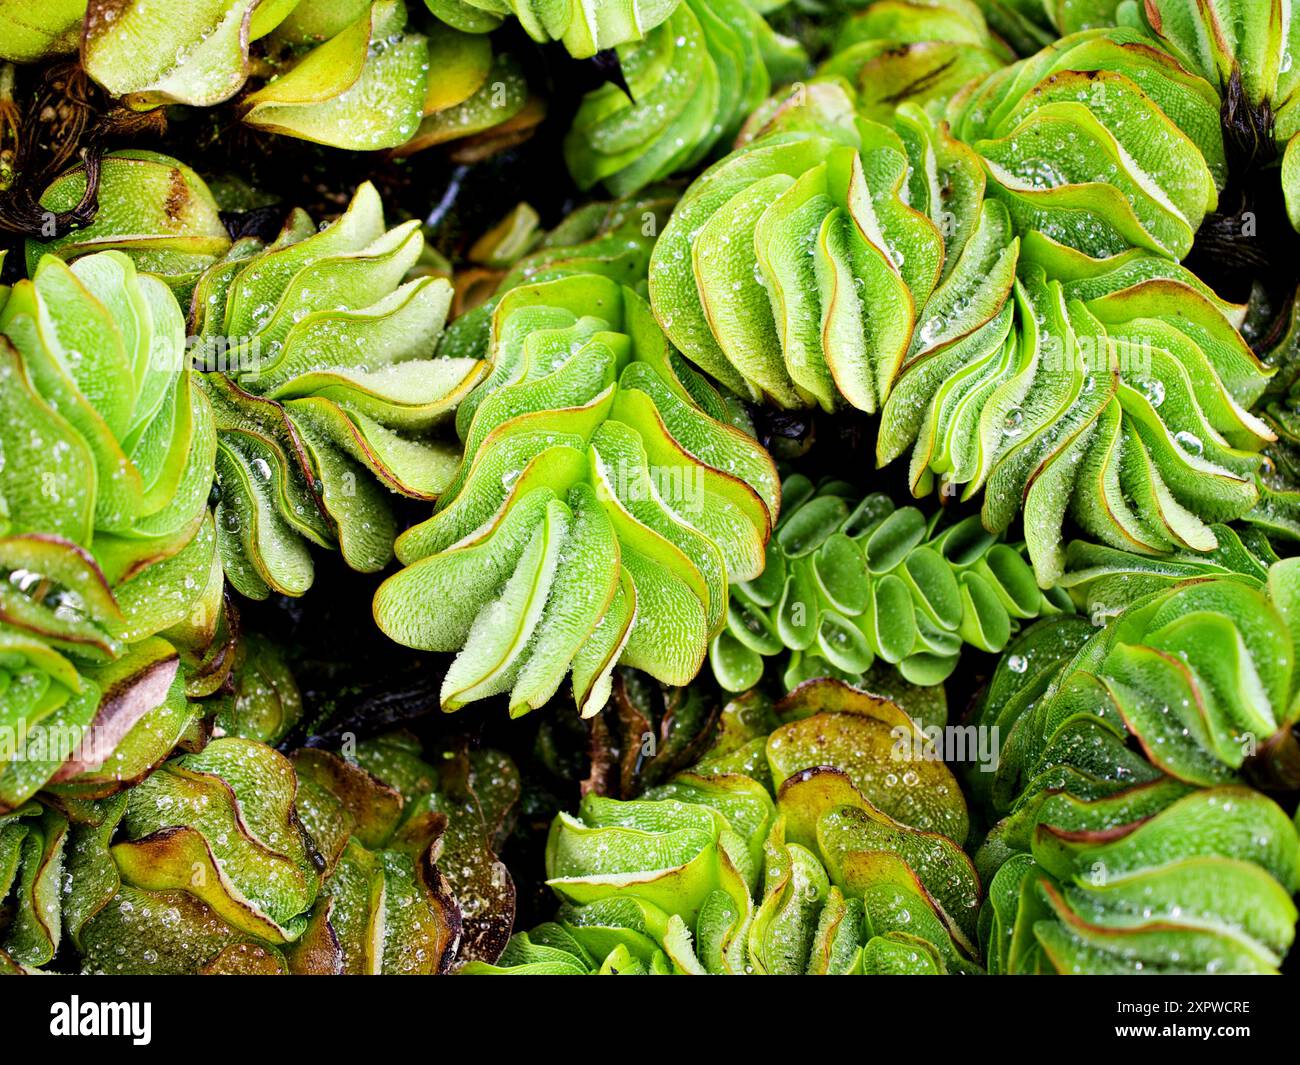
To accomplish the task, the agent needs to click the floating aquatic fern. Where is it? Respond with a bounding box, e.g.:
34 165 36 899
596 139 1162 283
565 0 805 196
466 680 982 975
650 84 983 412
5 1 539 156
879 232 1273 586
27 153 482 598
970 561 1300 972
64 732 519 974
982 786 1300 974
0 247 222 814
438 186 678 363
653 67 1270 585
374 271 779 716
1 615 521 975
947 27 1223 259
975 561 1300 809
650 24 1236 417
1076 0 1300 228
710 474 1070 692
5 0 1300 987
189 180 482 599
816 0 1013 121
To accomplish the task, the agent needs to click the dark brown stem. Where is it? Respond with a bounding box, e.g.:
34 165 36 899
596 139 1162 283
0 63 166 239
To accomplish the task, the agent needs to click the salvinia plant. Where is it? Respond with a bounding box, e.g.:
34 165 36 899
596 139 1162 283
0 244 226 821
1 0 543 157
710 474 1071 692
6 0 1300 985
7 727 521 973
466 680 982 975
971 560 1300 973
1 615 522 973
653 61 1271 586
373 271 780 717
975 0 1300 227
651 19 1243 409
191 183 481 599
28 151 484 600
564 0 807 196
879 237 1272 587
815 0 1015 121
438 184 679 362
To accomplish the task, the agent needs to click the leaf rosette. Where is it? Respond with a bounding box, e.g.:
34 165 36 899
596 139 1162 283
0 243 223 812
711 473 1070 692
565 0 806 197
982 785 1300 974
16 723 521 974
880 233 1274 586
439 186 677 362
650 83 984 413
816 0 1014 121
969 557 1300 972
1106 0 1300 225
467 680 981 974
375 271 779 716
188 180 483 599
947 27 1223 259
650 24 1237 414
972 2 1300 227
29 154 479 599
975 562 1300 810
